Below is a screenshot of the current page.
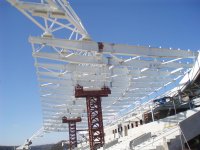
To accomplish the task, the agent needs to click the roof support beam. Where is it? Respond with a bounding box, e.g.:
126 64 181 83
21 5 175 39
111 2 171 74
29 36 197 58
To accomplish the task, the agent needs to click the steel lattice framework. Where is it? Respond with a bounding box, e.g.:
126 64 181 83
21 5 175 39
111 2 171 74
7 0 198 145
68 122 77 149
75 85 111 149
62 116 81 149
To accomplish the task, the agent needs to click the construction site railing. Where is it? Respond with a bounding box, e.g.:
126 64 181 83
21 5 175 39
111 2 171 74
137 126 179 149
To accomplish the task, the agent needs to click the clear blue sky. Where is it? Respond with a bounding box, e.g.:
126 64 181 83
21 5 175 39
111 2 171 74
0 0 200 146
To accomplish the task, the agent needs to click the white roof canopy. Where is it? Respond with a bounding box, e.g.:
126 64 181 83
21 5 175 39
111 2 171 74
8 0 198 132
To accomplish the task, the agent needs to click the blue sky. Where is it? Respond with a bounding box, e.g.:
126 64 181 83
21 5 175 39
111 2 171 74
0 0 200 146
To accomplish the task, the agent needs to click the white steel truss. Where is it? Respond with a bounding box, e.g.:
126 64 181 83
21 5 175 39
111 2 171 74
7 0 198 144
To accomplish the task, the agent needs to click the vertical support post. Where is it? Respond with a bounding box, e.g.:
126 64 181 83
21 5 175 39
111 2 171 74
172 99 177 115
62 117 82 150
188 100 191 110
68 122 77 150
178 90 182 103
150 105 154 122
75 85 111 150
86 97 104 150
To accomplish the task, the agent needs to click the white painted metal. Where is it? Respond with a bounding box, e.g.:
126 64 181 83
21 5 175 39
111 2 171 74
29 37 197 58
7 0 198 145
7 0 89 39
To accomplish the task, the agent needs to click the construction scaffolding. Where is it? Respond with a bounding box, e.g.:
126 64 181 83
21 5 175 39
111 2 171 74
75 85 111 150
62 116 82 150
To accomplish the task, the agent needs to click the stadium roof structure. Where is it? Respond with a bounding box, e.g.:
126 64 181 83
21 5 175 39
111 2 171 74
8 0 198 134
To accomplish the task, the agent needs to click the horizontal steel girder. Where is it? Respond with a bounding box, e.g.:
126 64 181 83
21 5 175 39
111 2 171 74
33 52 192 69
29 36 197 58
